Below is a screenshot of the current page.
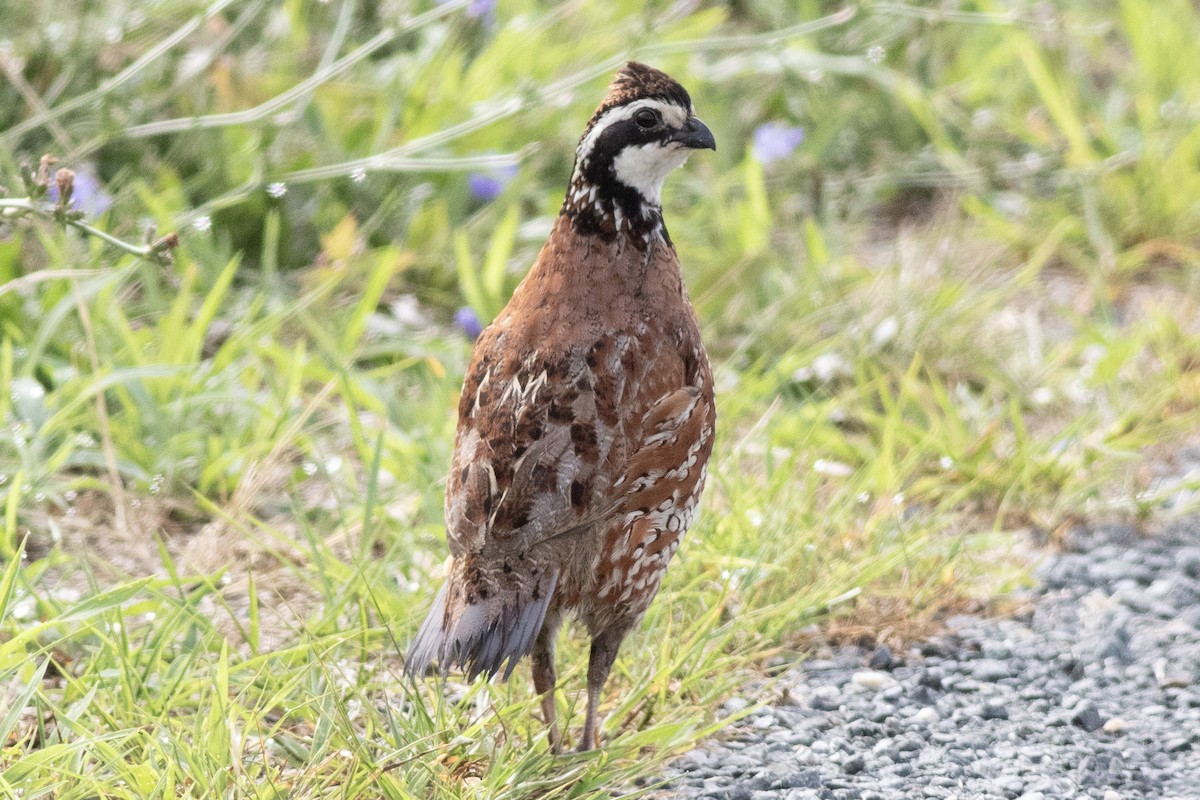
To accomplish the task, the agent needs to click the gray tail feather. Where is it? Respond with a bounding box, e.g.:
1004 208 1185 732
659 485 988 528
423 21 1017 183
405 570 558 682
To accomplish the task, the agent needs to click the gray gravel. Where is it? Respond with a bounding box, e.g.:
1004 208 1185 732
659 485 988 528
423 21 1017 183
647 521 1200 799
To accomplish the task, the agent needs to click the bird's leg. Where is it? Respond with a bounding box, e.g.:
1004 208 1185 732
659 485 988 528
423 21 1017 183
578 625 628 752
531 610 562 753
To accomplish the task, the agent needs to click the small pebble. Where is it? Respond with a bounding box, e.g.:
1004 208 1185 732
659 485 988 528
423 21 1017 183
868 645 896 671
972 659 1014 682
723 697 749 714
810 686 841 711
977 701 1006 720
913 707 939 725
852 670 898 691
1071 704 1105 732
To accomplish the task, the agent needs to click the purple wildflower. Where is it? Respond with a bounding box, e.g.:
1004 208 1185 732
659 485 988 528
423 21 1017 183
455 306 484 341
752 122 806 164
467 164 518 203
468 0 496 20
437 0 497 26
48 166 113 217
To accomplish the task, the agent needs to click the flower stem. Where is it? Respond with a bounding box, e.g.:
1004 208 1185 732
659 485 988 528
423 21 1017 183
0 196 176 264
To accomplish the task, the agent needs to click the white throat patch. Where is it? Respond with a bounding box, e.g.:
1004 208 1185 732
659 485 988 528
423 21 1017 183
611 143 692 206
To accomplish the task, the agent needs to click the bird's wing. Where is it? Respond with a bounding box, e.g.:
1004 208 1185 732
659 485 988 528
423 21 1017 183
614 383 713 515
411 326 604 681
445 327 632 558
446 318 715 555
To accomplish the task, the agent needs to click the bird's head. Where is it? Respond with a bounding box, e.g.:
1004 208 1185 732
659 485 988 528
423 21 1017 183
564 62 714 243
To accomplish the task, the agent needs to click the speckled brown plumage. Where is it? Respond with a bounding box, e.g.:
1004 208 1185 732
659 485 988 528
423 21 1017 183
408 62 716 752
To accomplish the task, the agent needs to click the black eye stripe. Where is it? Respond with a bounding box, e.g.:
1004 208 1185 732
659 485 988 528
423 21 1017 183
590 118 668 157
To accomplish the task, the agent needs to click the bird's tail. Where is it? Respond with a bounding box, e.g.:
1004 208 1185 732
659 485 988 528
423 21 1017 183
406 565 558 681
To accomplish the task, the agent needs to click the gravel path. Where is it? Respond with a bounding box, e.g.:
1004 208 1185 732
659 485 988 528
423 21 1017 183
651 521 1200 800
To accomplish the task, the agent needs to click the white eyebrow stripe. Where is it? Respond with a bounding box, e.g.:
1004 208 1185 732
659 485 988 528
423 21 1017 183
575 99 689 164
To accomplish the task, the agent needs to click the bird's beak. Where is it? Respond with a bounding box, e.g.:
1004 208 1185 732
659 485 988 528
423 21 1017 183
669 116 716 151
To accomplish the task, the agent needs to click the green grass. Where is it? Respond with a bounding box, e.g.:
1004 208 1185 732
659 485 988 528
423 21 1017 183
3 1 1200 797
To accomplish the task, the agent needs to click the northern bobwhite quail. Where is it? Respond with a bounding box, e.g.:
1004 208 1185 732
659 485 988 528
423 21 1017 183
407 61 716 752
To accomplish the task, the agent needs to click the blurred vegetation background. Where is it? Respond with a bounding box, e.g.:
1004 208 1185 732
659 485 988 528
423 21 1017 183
2 1 1199 797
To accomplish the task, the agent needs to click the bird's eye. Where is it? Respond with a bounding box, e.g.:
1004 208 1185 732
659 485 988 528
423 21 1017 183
634 109 660 129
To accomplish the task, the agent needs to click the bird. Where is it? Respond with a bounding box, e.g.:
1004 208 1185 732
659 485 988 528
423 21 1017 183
407 61 717 753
